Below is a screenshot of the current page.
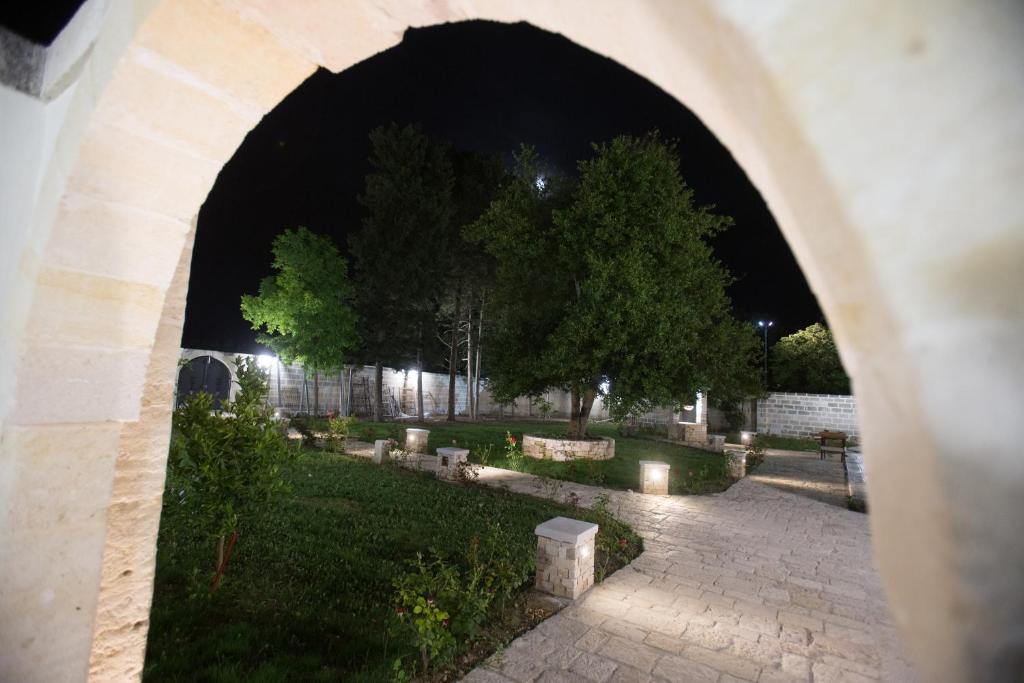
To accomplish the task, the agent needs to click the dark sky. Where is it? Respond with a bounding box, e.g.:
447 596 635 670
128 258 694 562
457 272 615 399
1 9 823 353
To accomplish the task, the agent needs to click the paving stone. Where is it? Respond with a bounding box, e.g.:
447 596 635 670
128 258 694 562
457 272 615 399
598 636 662 672
567 651 619 682
651 653 719 682
464 458 916 683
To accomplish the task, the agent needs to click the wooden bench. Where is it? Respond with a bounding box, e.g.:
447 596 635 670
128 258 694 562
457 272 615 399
818 430 848 464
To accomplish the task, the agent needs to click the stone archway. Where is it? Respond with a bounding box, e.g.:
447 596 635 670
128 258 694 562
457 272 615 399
0 2 1020 681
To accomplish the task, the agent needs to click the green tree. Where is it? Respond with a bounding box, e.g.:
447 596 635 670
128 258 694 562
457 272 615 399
771 322 851 394
472 135 760 438
350 123 454 420
167 357 293 592
241 227 357 416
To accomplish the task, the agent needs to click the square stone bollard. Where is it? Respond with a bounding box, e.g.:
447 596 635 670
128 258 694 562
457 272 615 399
726 448 747 478
535 517 599 600
405 428 430 454
707 434 726 453
372 439 391 465
740 430 756 446
639 460 670 495
435 446 469 479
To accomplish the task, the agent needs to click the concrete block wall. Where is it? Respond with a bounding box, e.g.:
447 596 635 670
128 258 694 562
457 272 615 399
757 392 859 440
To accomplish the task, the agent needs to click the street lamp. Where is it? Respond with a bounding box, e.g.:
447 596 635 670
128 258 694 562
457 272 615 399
758 320 774 385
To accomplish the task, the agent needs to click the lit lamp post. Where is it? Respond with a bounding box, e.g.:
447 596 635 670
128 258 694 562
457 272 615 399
758 320 773 385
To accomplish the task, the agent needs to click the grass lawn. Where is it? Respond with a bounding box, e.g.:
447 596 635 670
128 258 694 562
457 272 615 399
144 453 641 682
351 420 733 495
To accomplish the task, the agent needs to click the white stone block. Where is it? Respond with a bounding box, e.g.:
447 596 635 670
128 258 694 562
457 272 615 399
372 439 391 464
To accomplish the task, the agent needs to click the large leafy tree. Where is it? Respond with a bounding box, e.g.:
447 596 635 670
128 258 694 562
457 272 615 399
472 135 760 438
350 123 454 420
241 227 358 415
771 322 850 394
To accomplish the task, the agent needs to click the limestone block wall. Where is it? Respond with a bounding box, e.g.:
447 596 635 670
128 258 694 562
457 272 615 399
757 392 860 440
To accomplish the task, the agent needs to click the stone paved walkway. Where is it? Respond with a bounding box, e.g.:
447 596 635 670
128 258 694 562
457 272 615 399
464 467 915 682
746 449 850 509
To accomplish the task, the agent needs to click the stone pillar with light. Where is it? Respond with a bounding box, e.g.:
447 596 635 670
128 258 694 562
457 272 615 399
639 460 670 495
405 428 429 454
435 446 469 479
534 517 598 599
726 447 747 478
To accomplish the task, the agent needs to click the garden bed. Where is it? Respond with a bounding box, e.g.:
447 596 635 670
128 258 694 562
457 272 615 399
522 434 615 461
145 452 641 681
352 420 734 495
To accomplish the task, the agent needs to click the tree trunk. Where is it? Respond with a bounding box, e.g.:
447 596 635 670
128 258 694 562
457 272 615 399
416 346 424 420
347 367 354 417
342 368 350 417
466 303 474 421
568 387 581 438
474 298 484 419
374 361 383 422
567 385 597 439
313 370 320 417
447 287 461 421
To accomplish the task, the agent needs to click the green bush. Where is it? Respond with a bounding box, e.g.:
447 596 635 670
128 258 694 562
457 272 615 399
167 356 294 592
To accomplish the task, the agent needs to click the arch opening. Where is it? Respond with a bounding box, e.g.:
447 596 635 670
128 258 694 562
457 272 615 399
0 2 1020 682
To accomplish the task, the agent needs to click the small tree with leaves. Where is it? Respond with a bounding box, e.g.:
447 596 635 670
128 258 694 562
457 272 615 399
167 357 293 592
241 226 358 415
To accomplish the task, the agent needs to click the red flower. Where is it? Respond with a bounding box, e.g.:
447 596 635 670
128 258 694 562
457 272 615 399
442 619 449 627
618 538 627 549
396 607 405 615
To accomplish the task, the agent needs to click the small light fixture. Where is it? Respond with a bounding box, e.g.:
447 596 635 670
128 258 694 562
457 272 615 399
683 405 694 411
650 469 662 482
579 545 590 559
256 354 276 369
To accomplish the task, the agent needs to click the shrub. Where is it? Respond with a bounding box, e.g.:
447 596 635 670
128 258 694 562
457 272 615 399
392 523 527 675
327 415 355 453
167 356 294 592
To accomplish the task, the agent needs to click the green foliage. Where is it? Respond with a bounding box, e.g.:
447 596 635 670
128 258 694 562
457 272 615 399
392 524 527 675
471 135 761 436
240 227 357 375
770 322 851 394
327 416 355 453
166 357 294 585
350 123 454 371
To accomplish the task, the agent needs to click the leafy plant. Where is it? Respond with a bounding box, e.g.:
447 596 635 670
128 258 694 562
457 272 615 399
327 415 355 453
392 524 527 676
167 357 294 592
504 431 524 472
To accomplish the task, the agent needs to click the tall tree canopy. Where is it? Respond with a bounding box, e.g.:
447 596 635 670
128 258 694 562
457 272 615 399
472 135 760 438
240 227 358 413
350 123 454 419
771 322 850 394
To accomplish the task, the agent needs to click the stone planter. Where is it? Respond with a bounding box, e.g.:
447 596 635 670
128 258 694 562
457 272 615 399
523 435 615 461
405 428 429 454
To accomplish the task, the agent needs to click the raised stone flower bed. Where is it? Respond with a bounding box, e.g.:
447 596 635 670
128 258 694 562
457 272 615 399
523 434 615 461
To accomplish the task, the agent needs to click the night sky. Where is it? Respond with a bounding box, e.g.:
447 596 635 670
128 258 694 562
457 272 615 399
2 10 824 354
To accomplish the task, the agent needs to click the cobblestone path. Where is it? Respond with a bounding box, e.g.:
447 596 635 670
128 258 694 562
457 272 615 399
746 449 850 508
465 466 915 682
